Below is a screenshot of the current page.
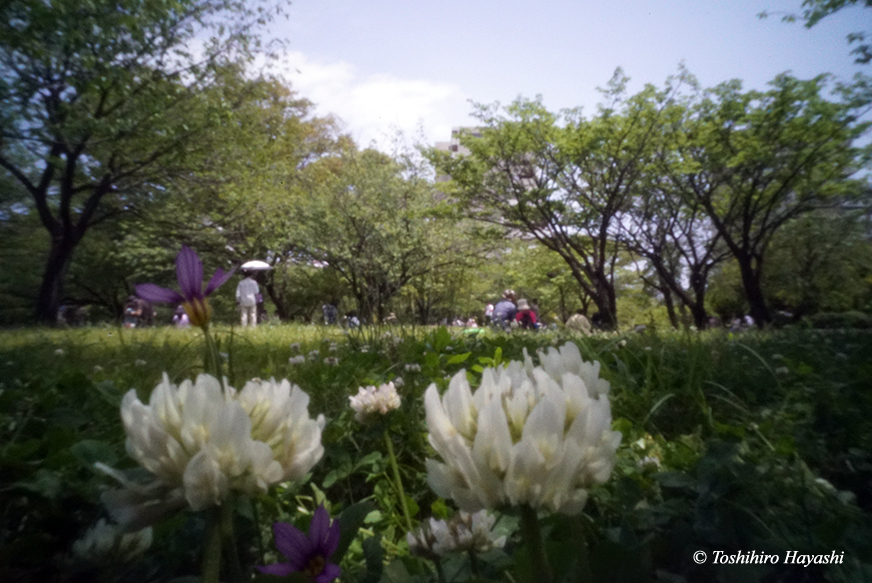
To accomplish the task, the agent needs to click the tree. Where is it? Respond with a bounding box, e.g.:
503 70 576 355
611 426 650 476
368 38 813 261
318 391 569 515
667 73 869 325
621 85 732 329
284 147 466 323
435 72 675 329
0 0 286 324
761 0 872 64
762 209 872 315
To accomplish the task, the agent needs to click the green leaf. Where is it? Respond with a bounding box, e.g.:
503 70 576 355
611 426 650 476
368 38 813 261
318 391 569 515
446 351 471 365
361 535 385 583
71 439 117 467
334 500 375 562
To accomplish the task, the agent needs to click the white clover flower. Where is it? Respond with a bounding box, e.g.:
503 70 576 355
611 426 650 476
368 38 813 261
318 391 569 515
288 355 306 365
424 342 621 515
290 342 301 352
103 373 325 524
324 357 339 366
72 519 153 563
407 510 506 558
307 350 320 361
349 382 401 424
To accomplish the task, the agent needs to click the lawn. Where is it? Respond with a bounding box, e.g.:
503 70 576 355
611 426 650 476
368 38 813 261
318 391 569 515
1 323 870 582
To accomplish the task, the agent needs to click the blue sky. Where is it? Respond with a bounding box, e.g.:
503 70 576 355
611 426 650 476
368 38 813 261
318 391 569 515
265 0 868 150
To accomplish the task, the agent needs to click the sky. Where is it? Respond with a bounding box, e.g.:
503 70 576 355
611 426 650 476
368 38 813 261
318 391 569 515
262 0 869 151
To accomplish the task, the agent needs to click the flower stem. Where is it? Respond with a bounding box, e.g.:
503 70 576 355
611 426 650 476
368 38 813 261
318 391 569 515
384 430 414 532
221 499 243 583
202 326 224 389
519 505 551 583
434 557 447 583
202 506 223 583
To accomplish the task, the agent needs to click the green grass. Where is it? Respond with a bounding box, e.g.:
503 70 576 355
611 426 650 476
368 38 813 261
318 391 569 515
1 324 871 582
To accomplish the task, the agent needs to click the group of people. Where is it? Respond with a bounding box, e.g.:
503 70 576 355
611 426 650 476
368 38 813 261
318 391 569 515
485 289 540 330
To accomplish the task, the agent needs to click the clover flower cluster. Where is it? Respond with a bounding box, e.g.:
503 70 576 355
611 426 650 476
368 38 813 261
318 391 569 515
101 374 325 527
349 381 401 424
424 342 621 515
407 510 506 558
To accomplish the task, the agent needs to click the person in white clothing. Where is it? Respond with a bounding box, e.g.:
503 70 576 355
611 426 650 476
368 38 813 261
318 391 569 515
236 271 260 327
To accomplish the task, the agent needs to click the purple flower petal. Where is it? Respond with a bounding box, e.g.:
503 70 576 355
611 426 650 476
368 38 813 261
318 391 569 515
315 562 341 583
273 521 313 570
256 562 295 576
135 284 183 304
323 518 341 558
309 505 330 549
204 267 236 296
176 246 204 300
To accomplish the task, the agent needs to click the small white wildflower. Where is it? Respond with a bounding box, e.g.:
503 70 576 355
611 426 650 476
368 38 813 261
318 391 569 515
775 366 789 375
407 510 507 558
307 350 320 361
290 343 301 352
72 519 152 563
618 339 627 348
349 382 401 424
288 355 306 365
134 359 147 367
55 348 65 356
392 377 405 388
324 357 339 366
644 346 652 352
328 343 338 352
405 363 421 372
360 345 370 353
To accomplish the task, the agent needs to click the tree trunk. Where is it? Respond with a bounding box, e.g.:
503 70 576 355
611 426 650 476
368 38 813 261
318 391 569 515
35 234 81 325
662 286 679 329
737 255 770 326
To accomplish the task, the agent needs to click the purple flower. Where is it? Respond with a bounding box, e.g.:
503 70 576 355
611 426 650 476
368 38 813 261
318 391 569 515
258 505 341 582
135 246 234 329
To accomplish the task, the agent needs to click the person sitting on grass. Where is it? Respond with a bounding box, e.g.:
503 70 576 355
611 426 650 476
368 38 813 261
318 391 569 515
515 298 538 330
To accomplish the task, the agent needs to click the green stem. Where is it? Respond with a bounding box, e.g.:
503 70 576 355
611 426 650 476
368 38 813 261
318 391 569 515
202 326 224 389
519 505 551 583
202 506 223 583
468 550 482 578
221 499 243 583
384 430 414 532
434 557 447 583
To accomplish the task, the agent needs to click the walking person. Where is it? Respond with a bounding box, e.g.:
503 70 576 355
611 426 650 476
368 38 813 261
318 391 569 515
236 271 259 327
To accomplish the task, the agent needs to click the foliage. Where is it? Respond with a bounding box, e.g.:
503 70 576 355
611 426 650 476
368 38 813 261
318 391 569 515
761 0 872 63
1 325 871 581
0 0 287 323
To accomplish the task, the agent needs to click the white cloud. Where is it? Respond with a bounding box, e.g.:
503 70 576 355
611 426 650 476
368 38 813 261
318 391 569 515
270 51 472 151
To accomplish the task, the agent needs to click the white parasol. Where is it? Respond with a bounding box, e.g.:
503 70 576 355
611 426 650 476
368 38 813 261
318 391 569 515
240 260 272 271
